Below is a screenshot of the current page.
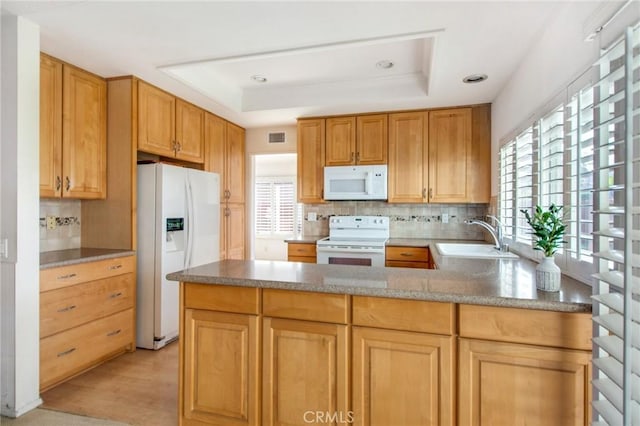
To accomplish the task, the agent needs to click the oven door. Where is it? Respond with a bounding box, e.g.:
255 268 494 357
316 245 385 267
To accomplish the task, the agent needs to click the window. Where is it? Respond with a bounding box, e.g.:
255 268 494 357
254 177 300 237
498 87 596 282
590 24 640 426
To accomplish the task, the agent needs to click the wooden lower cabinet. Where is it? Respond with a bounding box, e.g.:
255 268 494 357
352 327 455 426
182 308 259 426
179 286 592 426
263 318 349 426
385 245 433 269
39 255 136 391
458 338 591 426
286 242 317 263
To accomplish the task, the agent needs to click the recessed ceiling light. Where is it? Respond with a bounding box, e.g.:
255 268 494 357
375 60 394 69
463 74 488 84
251 75 267 83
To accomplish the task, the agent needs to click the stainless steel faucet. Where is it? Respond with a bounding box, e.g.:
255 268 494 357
464 215 506 251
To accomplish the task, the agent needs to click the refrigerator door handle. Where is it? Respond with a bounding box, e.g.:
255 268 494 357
185 178 195 268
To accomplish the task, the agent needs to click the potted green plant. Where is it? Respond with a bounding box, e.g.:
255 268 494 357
520 204 566 292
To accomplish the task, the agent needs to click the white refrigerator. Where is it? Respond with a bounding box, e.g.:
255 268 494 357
137 163 220 350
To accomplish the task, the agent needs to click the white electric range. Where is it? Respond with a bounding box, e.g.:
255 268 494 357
316 216 389 267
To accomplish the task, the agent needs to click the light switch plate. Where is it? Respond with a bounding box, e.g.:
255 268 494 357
307 212 317 222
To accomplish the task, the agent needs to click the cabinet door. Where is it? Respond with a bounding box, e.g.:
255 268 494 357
137 81 175 157
226 203 245 260
40 55 63 198
175 99 204 163
219 205 228 260
297 119 325 203
352 327 455 426
388 112 428 203
428 108 471 203
325 116 356 166
182 309 259 426
263 318 348 426
468 105 491 202
226 123 246 203
62 65 107 199
458 338 591 426
204 113 227 202
356 114 388 165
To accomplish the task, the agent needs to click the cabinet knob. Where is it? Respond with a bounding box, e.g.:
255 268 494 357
429 188 433 199
422 188 427 199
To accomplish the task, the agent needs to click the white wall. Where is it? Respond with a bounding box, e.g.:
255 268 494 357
245 126 297 260
491 1 639 196
1 14 43 417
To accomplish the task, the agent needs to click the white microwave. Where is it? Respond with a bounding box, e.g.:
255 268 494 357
323 165 387 201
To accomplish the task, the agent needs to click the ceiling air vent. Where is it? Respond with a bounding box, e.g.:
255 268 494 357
268 132 286 144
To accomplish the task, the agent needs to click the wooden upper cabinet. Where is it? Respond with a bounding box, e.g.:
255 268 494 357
428 108 472 203
388 111 429 203
138 81 204 163
325 116 356 166
325 114 388 166
204 113 226 200
297 118 325 203
137 81 175 158
40 54 107 199
468 105 491 203
204 113 245 203
226 123 246 204
40 55 63 198
356 114 388 165
175 99 204 163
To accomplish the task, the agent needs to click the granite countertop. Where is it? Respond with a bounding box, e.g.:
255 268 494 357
167 245 593 313
40 248 135 269
284 235 327 244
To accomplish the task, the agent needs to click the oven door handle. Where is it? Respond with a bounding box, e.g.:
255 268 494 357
316 246 385 254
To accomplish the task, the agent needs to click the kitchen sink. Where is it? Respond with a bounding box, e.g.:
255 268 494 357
435 243 518 259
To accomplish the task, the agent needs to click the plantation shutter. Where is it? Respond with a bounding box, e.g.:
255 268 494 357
255 181 273 235
591 23 640 426
515 128 536 244
499 141 516 240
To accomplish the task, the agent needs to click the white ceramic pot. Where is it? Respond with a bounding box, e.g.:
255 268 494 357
536 255 561 292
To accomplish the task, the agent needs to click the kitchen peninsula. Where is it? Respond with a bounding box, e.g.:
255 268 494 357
168 251 593 426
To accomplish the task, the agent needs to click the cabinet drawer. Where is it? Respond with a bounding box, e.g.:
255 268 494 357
184 283 259 314
263 289 349 324
40 255 135 292
287 255 316 263
40 308 134 390
41 273 134 338
385 246 429 262
459 304 592 350
353 296 455 335
287 243 317 257
385 260 429 269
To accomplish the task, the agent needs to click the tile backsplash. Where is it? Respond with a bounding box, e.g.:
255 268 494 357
40 199 81 252
303 201 489 240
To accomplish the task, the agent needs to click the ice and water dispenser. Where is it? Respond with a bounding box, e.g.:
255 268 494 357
165 218 185 252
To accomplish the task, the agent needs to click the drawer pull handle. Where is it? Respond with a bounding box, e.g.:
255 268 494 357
57 305 77 313
57 347 76 357
57 273 77 280
107 329 122 337
109 264 122 270
109 292 123 299
400 252 414 257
